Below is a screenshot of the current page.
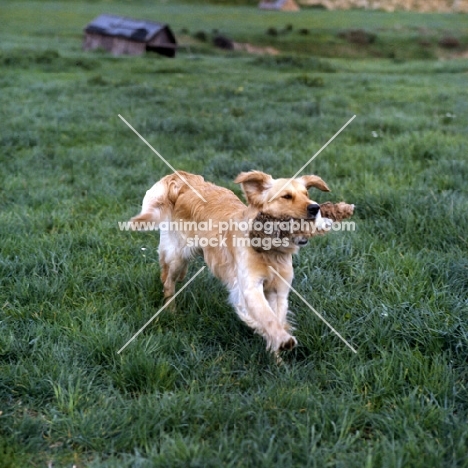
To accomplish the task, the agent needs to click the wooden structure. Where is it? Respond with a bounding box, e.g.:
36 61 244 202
83 14 177 57
259 0 300 11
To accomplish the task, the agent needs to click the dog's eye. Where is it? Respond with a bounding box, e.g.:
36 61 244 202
282 194 293 200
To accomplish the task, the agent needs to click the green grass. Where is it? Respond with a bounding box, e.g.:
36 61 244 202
1 1 468 466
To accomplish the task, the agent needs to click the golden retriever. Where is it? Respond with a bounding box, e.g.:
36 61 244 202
130 170 351 354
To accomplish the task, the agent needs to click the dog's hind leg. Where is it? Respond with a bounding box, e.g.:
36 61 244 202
159 256 189 308
163 261 189 305
158 231 189 307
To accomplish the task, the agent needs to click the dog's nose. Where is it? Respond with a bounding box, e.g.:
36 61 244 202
307 203 320 217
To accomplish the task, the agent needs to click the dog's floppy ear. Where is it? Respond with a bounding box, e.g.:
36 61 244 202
297 175 330 192
234 171 273 206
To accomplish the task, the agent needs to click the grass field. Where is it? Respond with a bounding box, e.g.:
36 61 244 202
1 1 468 466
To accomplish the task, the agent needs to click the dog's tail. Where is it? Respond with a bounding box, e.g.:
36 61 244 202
130 171 203 230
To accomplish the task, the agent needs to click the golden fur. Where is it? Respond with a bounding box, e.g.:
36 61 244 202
131 170 353 354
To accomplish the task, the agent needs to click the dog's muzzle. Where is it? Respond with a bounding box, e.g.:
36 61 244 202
294 237 309 246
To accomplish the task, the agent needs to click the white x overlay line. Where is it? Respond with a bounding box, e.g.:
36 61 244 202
268 266 357 353
269 115 356 202
117 266 206 354
118 114 207 203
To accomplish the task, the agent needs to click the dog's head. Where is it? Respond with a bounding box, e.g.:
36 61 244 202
235 171 330 249
234 171 329 220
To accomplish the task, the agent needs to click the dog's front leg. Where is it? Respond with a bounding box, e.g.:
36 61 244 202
240 282 297 352
265 283 292 332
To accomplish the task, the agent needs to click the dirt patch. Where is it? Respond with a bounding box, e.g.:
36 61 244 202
233 42 280 55
211 33 280 56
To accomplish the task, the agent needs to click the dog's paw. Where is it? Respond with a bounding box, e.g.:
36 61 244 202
163 296 177 312
273 336 297 364
279 336 297 351
269 331 297 353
